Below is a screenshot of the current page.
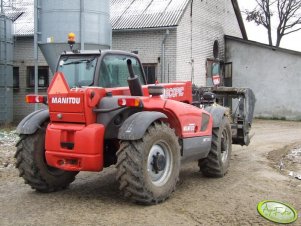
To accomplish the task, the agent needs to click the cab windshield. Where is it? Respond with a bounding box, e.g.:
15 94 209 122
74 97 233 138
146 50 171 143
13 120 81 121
58 56 97 87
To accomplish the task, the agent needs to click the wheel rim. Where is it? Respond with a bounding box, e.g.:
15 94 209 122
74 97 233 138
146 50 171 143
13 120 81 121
147 141 172 187
221 128 229 163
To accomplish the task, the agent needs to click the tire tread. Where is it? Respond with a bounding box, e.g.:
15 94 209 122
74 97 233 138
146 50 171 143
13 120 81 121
15 127 77 192
199 117 232 177
116 122 180 204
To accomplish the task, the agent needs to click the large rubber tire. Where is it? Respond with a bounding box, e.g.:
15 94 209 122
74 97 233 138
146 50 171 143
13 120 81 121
199 117 232 177
116 122 180 204
15 124 78 192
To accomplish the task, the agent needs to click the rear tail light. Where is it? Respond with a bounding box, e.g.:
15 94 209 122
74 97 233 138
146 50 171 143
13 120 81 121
25 95 47 104
118 98 143 107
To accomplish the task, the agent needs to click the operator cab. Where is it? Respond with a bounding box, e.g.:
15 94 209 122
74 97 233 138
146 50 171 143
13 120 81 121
57 50 147 89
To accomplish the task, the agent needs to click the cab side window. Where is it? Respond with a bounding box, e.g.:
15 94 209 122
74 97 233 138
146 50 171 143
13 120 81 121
99 55 145 88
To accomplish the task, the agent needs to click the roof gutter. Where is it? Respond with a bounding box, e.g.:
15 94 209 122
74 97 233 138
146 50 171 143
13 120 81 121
14 34 35 37
112 26 177 33
231 0 248 40
13 26 178 37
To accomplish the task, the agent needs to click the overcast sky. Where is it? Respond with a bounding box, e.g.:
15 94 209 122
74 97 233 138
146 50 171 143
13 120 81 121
238 0 301 52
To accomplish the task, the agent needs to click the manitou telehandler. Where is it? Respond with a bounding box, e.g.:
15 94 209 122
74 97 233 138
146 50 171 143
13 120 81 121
15 37 255 204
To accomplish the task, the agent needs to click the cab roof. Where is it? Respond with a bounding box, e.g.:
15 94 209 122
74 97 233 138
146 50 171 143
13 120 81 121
60 49 138 57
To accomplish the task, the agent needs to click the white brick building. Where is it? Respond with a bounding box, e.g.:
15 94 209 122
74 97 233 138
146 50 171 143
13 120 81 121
6 0 246 122
111 0 245 85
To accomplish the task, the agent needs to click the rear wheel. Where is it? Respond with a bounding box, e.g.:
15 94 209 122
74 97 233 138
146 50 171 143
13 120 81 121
116 122 180 204
15 124 78 192
199 117 232 177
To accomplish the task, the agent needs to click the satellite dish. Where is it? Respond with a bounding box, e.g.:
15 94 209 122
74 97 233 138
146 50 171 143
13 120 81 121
213 40 219 59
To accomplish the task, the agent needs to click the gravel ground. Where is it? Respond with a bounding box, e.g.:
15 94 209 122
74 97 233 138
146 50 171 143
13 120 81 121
0 120 301 226
0 129 17 170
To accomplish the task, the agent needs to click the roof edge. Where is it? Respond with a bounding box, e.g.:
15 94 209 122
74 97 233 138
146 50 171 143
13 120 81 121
14 34 34 37
174 0 192 26
112 26 177 32
225 35 301 56
231 0 248 40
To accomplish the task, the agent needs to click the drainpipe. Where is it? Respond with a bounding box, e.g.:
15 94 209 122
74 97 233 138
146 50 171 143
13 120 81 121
3 2 8 122
161 29 169 83
34 0 39 111
80 0 85 50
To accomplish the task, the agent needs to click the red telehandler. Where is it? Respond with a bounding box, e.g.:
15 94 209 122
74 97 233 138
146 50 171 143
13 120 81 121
15 39 255 204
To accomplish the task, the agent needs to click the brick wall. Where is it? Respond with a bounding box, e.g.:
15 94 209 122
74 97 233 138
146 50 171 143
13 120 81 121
112 29 177 83
177 0 242 86
13 36 49 122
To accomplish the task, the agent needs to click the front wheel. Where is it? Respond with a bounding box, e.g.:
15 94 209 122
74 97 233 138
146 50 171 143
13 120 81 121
15 124 78 192
199 117 232 177
116 122 180 204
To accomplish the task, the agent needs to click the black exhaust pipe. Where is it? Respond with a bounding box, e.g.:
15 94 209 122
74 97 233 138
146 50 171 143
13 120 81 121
127 59 143 96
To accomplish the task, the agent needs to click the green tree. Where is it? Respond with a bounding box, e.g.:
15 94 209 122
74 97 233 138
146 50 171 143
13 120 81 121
245 0 301 47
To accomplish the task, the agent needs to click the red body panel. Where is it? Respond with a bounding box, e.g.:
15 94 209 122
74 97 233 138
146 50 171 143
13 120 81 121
48 93 84 113
159 81 193 103
45 123 104 171
104 81 192 103
45 72 210 172
49 112 86 123
163 100 212 138
141 96 212 138
48 73 107 125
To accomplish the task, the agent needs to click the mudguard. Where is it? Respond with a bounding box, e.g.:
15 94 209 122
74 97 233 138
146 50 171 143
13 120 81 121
205 105 229 128
16 109 49 135
118 111 167 140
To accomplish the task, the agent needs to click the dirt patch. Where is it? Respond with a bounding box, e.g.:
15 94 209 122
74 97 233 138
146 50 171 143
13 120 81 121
0 120 301 225
268 144 301 180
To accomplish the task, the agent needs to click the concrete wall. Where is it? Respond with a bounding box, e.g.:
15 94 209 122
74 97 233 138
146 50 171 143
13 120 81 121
176 0 242 86
225 36 301 120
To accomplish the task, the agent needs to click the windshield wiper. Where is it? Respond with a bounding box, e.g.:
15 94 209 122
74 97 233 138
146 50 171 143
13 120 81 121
61 57 96 66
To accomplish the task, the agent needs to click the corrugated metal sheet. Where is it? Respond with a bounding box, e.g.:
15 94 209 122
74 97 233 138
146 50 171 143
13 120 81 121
13 10 34 36
111 0 190 30
3 0 34 36
3 11 23 22
5 0 190 36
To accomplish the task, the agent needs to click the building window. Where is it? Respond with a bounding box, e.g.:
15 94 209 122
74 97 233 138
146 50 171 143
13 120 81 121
13 67 19 88
27 66 49 88
143 64 157 84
